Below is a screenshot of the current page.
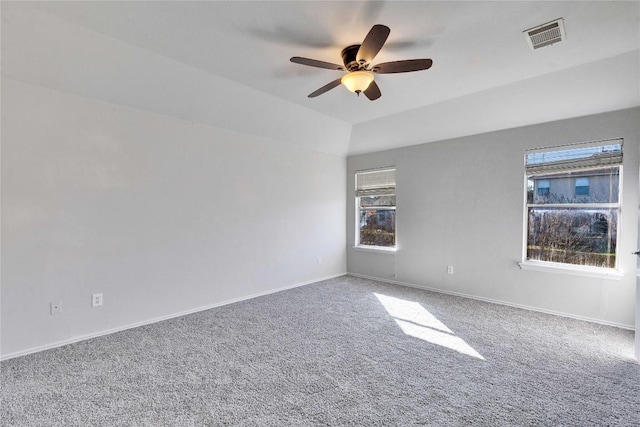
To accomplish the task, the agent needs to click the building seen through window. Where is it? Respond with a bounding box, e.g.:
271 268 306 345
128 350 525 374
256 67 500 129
525 141 622 269
355 168 396 248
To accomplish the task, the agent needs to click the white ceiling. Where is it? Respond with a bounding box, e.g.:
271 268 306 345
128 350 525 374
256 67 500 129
2 1 639 156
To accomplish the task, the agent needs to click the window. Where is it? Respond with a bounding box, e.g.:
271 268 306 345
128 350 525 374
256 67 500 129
575 177 590 196
537 180 550 196
355 168 396 249
524 140 622 270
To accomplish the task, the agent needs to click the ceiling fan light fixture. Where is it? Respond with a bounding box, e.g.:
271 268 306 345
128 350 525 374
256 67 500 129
341 71 374 94
291 24 433 101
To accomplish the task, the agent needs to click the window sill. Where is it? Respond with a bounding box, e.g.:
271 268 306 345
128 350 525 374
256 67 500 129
518 260 623 280
352 245 397 254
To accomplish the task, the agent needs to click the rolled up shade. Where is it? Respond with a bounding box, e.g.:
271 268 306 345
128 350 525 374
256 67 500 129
356 168 396 197
525 139 622 176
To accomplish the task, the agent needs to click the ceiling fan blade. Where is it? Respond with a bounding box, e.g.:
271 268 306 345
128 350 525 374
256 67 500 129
308 78 343 98
363 81 381 101
356 24 390 64
290 57 344 71
373 59 433 74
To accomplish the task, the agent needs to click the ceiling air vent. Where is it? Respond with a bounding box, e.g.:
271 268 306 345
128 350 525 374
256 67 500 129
524 18 565 50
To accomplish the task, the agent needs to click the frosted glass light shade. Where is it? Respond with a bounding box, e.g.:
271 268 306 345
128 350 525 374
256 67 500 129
341 71 374 93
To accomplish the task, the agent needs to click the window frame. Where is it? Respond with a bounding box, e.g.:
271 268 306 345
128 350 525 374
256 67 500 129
354 167 397 252
521 140 623 277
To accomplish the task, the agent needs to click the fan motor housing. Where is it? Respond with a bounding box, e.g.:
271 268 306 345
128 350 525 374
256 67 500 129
341 45 363 71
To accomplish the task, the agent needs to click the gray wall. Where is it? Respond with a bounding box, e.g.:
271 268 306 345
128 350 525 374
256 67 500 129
1 79 347 358
348 108 640 328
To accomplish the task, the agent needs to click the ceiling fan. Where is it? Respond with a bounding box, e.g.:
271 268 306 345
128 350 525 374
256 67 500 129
290 24 433 101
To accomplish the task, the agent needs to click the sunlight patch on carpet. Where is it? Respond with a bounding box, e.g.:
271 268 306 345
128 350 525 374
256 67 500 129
375 293 485 360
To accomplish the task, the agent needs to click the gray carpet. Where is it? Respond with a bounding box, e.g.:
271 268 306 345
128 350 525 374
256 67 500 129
1 275 639 426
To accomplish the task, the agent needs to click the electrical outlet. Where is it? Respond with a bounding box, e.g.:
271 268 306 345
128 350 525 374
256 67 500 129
92 293 103 307
50 301 63 315
447 266 454 275
317 257 323 264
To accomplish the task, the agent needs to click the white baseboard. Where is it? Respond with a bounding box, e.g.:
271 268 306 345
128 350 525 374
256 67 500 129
0 273 347 361
348 273 635 331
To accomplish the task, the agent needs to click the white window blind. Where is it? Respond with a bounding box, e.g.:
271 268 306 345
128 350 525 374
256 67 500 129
356 168 396 197
525 139 623 176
